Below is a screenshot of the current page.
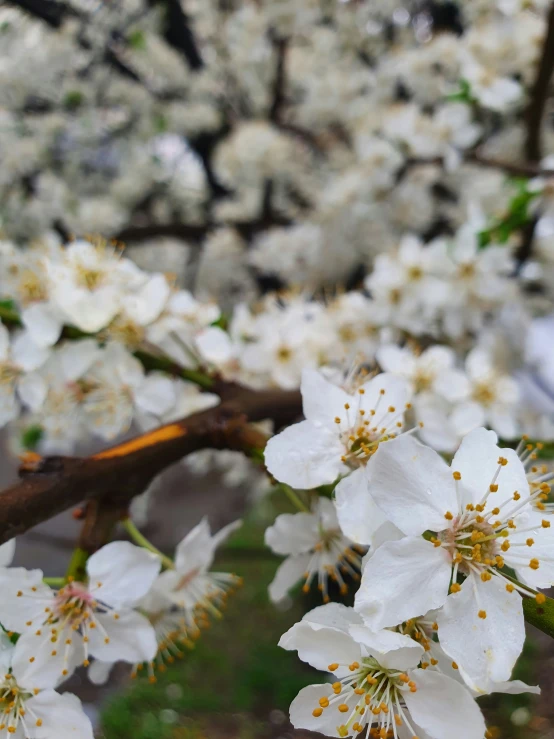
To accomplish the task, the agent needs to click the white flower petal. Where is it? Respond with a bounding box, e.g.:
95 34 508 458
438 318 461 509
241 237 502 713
17 372 47 411
88 610 158 664
0 569 52 632
509 512 554 589
134 374 176 416
211 519 242 550
376 345 415 378
355 538 451 630
12 625 83 689
88 659 114 686
300 369 352 427
58 339 101 381
280 621 362 676
264 421 346 489
488 407 519 440
359 373 411 419
334 468 387 545
451 427 529 511
174 517 216 572
11 332 50 372
437 572 525 690
404 669 486 739
289 684 355 736
433 369 470 403
301 603 364 633
122 273 170 326
87 541 161 609
265 512 319 556
367 434 457 536
0 324 9 360
268 554 312 602
477 679 540 696
449 402 485 437
279 606 363 675
21 303 63 348
195 327 233 364
0 539 15 567
348 625 424 670
28 690 94 739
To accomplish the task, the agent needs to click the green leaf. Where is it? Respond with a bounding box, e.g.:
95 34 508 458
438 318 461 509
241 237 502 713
64 90 84 111
523 594 554 639
478 187 539 249
128 30 147 50
0 302 22 326
446 79 475 104
21 425 43 450
153 113 168 133
211 314 229 331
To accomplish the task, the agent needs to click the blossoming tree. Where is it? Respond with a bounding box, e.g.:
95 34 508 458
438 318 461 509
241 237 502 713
1 0 554 737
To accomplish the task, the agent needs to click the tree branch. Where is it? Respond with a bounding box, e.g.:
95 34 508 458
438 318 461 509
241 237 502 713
0 384 300 546
157 0 203 71
269 37 288 124
525 1 554 163
466 152 554 179
4 0 76 28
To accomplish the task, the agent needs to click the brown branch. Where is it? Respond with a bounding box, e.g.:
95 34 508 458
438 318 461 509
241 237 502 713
525 1 554 163
114 222 210 244
401 152 554 180
76 498 129 555
269 37 288 124
466 152 554 179
0 384 301 547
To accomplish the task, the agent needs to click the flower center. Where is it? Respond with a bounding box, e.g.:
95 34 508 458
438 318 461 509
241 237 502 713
76 267 105 291
19 269 48 304
407 266 423 281
51 582 96 629
0 675 38 734
334 389 412 469
339 325 357 342
429 455 552 614
0 363 20 386
413 369 433 393
276 346 292 363
458 262 475 280
312 658 420 739
105 318 145 349
303 529 363 602
439 518 503 575
472 382 495 406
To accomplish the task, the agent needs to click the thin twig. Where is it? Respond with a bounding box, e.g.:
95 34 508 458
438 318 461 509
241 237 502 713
526 1 554 162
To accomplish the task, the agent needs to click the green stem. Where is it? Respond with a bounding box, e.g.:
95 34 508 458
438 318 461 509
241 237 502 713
279 483 310 513
43 577 66 588
122 518 174 569
65 548 90 582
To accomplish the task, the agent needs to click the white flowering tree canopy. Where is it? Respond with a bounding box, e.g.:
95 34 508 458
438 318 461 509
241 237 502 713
2 0 554 737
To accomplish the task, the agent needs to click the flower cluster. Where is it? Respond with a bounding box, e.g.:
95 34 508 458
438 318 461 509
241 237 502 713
0 238 220 452
267 370 553 736
0 518 240 737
